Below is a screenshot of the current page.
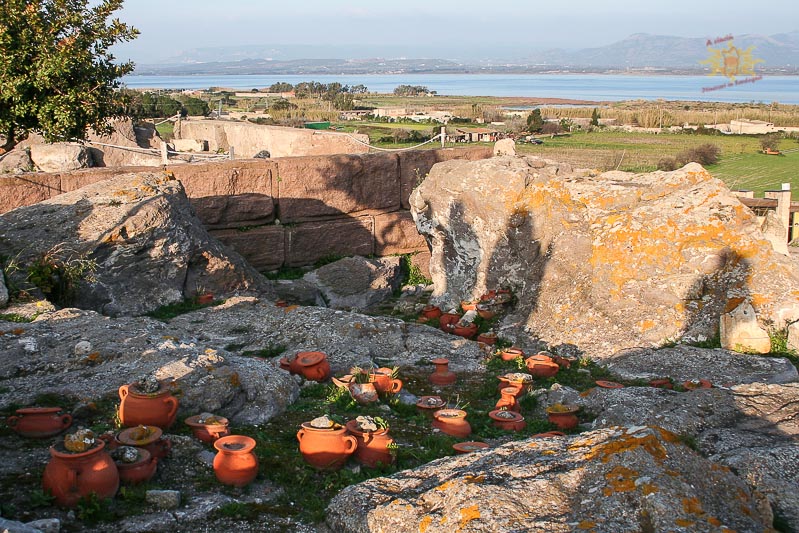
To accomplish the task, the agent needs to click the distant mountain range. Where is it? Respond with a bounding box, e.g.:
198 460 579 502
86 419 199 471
133 32 799 75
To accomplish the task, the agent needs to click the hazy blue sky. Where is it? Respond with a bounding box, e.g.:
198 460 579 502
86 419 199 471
114 0 799 63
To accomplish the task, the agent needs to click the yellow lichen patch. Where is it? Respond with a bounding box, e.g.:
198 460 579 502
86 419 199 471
708 517 722 527
419 516 432 533
641 483 660 496
675 519 696 527
542 450 557 456
721 528 737 533
724 297 746 313
605 465 639 494
578 520 597 530
665 469 681 477
585 431 668 464
283 305 299 313
464 474 485 484
603 487 613 497
639 319 656 332
435 481 454 492
11 328 25 335
579 388 595 397
353 323 363 329
682 497 704 516
654 427 681 444
458 505 480 529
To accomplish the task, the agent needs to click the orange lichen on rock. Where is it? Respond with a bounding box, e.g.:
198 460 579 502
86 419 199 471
458 505 480 529
605 465 639 494
419 516 432 533
435 480 454 492
682 497 704 516
641 483 660 496
708 517 722 527
464 474 485 484
675 519 696 527
578 520 597 530
585 430 668 464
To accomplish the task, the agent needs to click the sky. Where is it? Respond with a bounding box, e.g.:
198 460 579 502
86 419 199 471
113 0 799 64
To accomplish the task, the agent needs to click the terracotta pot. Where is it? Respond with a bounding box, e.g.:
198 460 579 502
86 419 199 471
275 299 289 308
196 293 214 305
429 358 457 386
416 395 446 417
476 304 496 320
116 426 171 460
453 441 490 454
497 375 532 396
495 387 520 412
213 435 258 487
683 379 712 390
296 422 357 470
525 355 559 378
280 351 331 382
551 354 572 369
184 415 230 443
499 347 524 362
42 440 119 507
7 407 73 438
476 333 497 345
439 313 460 332
116 448 157 485
461 300 478 312
421 305 442 320
595 380 624 389
118 383 179 429
348 382 379 404
370 368 403 394
452 323 478 339
331 374 354 389
345 420 395 468
546 405 580 430
432 409 471 438
480 290 497 301
649 378 674 390
489 410 526 431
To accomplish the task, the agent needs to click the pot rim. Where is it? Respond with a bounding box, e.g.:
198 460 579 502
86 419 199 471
546 405 580 415
299 421 347 433
416 395 446 409
114 446 152 468
184 414 229 429
345 419 389 436
595 380 625 389
295 351 327 367
489 409 524 421
452 441 490 453
14 406 64 415
117 425 163 446
434 408 467 419
125 383 171 398
50 438 105 459
431 357 450 365
214 435 256 453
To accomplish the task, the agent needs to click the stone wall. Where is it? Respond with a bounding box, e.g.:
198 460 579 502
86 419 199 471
0 147 492 270
173 119 372 158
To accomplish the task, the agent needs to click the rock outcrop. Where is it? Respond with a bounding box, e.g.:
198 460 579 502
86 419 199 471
303 256 403 311
30 143 93 172
0 171 269 316
326 426 773 533
410 156 799 356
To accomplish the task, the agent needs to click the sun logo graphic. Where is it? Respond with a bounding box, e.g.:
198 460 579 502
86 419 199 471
700 35 764 93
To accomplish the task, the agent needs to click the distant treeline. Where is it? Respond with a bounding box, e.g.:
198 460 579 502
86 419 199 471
264 82 368 98
117 90 210 119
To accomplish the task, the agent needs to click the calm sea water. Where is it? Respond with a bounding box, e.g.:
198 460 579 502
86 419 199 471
121 73 799 104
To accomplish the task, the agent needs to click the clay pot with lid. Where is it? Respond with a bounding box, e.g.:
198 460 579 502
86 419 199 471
118 383 179 429
296 422 357 470
452 322 478 339
116 425 171 460
421 305 442 320
476 304 496 320
497 374 533 396
453 441 489 454
7 407 73 438
432 409 471 438
429 358 457 386
213 435 259 487
461 300 478 312
683 379 712 390
114 447 158 485
495 387 520 412
370 368 402 395
279 351 331 382
499 347 524 362
546 404 580 430
416 395 446 417
184 414 230 443
42 439 119 507
439 313 460 332
476 332 497 345
345 420 395 468
489 410 526 432
525 354 560 378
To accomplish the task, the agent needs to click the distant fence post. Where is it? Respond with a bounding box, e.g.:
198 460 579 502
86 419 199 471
229 146 235 160
440 126 445 149
160 142 169 166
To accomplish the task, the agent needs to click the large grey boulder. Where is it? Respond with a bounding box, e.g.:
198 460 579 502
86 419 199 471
0 147 32 174
303 256 403 311
0 172 270 316
326 426 773 532
29 143 92 172
0 273 8 308
410 156 799 357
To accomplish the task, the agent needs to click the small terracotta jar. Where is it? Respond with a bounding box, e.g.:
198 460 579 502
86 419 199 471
196 293 214 305
497 374 533 396
370 368 402 395
546 405 580 430
213 435 258 487
452 323 478 339
116 448 158 486
42 440 119 507
432 409 471 438
481 290 497 301
461 300 478 312
452 441 490 454
297 422 357 470
649 378 674 390
499 347 524 362
476 304 496 320
439 313 460 332
349 382 379 404
489 410 526 432
116 426 171 460
345 420 395 468
476 332 497 346
495 387 520 412
595 380 624 389
421 305 442 320
118 383 179 429
184 415 230 443
416 395 446 417
683 379 712 390
429 358 457 386
280 351 331 382
7 407 73 438
525 355 560 379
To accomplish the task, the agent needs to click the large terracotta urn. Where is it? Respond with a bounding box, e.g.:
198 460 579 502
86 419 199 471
42 440 119 507
213 435 259 487
118 383 179 429
345 420 395 468
7 407 72 438
296 422 357 470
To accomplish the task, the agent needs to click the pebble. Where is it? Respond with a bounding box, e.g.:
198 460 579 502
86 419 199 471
146 490 181 510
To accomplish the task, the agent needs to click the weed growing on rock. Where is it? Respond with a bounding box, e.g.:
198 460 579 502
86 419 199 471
146 296 222 321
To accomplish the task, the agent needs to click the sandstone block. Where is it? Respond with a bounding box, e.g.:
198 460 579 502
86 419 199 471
277 153 399 222
493 138 516 156
172 139 208 152
720 302 772 354
0 147 32 174
285 217 374 266
170 159 274 198
0 174 62 214
374 211 427 255
191 193 275 229
210 226 285 271
30 143 92 172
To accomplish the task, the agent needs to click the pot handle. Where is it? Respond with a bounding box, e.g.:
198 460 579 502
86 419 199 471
60 414 73 429
163 396 178 421
66 467 78 491
118 384 129 401
6 416 19 428
390 379 403 394
159 438 172 456
344 435 357 453
296 428 305 443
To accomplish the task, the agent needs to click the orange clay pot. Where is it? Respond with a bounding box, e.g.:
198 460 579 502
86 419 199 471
476 333 497 345
461 300 478 312
495 387 520 412
345 420 395 468
439 313 460 332
416 395 446 417
452 323 478 339
7 407 72 438
42 440 119 507
279 351 331 382
546 405 580 430
489 410 526 432
213 435 258 487
116 426 171 460
118 383 179 429
116 448 158 486
497 375 532 396
184 415 230 443
429 358 457 386
649 378 674 390
196 293 214 305
421 305 442 320
349 382 379 404
452 441 490 454
683 379 712 390
595 380 624 389
432 409 471 438
499 347 524 361
296 422 357 470
370 368 402 394
525 354 560 378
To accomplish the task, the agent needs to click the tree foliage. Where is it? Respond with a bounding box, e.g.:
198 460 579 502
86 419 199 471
526 109 544 133
0 0 138 150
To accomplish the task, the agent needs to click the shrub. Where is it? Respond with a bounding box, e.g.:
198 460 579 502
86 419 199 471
760 134 780 151
657 157 679 171
676 143 720 166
